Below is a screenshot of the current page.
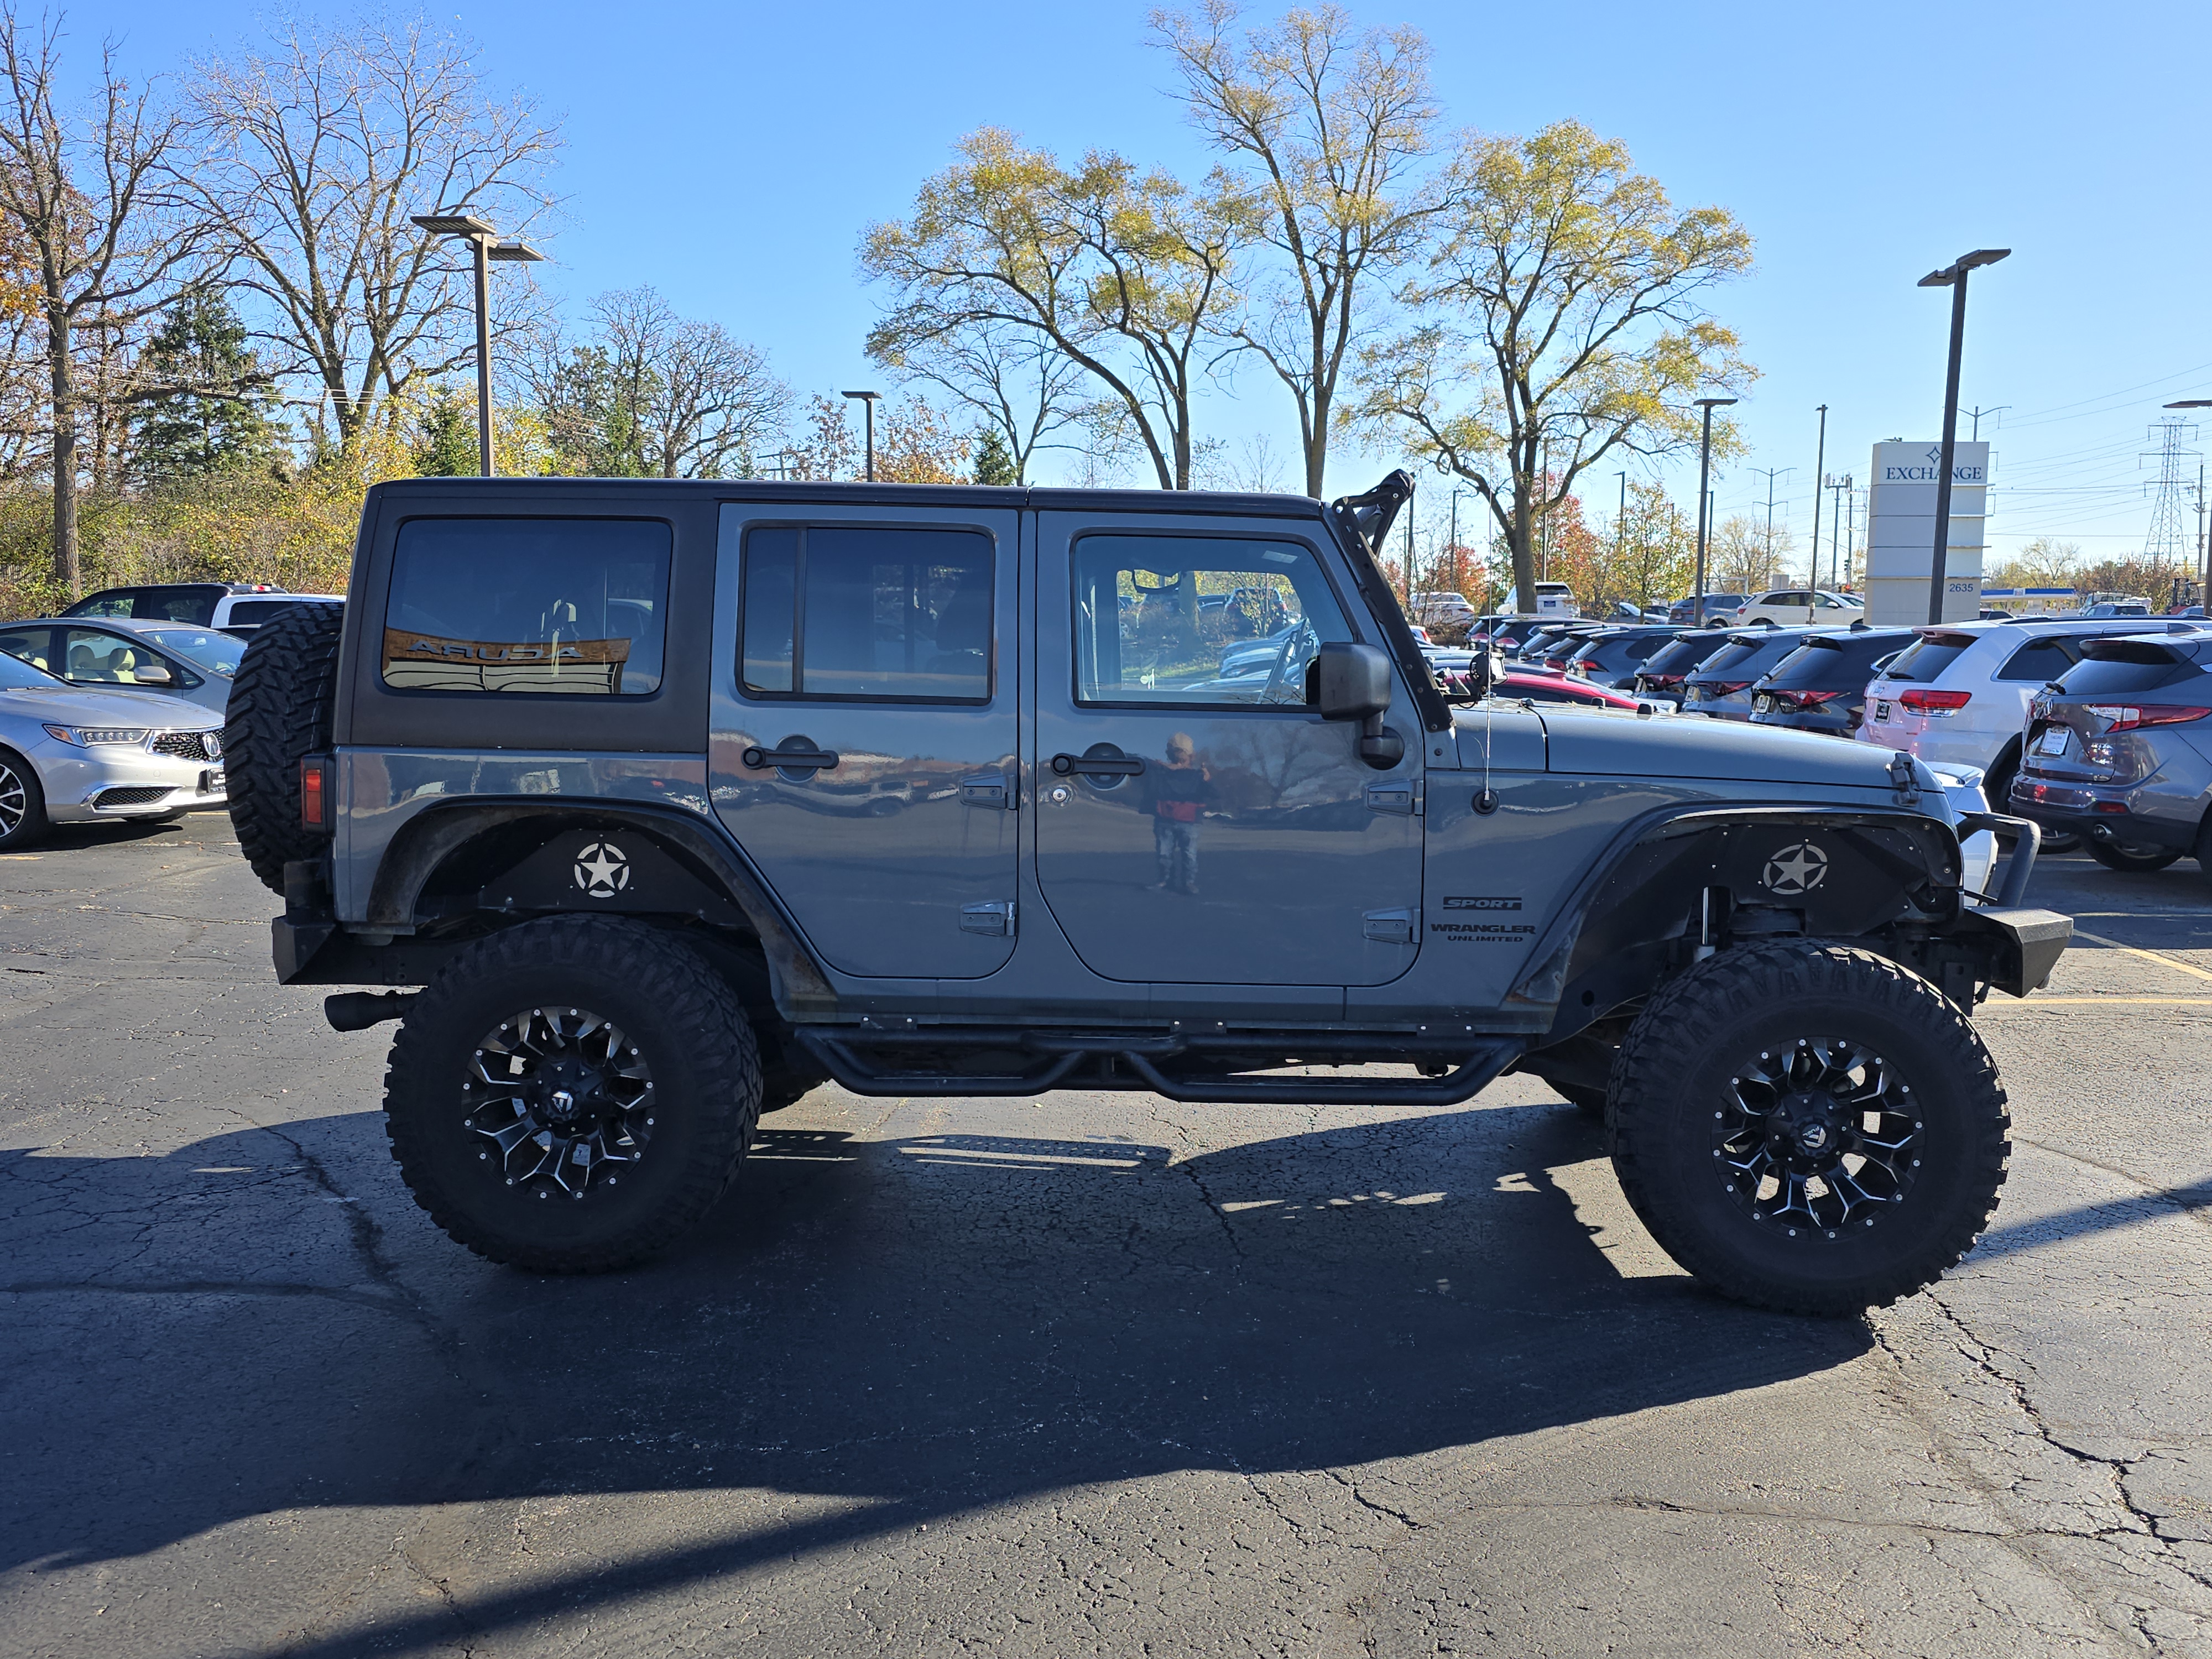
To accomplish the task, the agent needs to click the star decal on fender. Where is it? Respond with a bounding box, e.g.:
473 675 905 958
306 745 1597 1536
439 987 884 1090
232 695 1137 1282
1762 841 1829 896
573 841 632 898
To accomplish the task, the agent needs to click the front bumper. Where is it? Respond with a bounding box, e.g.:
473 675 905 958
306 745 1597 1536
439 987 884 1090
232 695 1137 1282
35 737 227 823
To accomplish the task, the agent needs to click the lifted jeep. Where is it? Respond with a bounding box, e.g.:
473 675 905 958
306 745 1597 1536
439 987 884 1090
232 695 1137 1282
224 471 2069 1313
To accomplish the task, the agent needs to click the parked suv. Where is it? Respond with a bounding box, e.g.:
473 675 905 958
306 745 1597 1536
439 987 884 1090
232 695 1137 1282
1738 589 1866 629
2011 633 2212 875
1858 618 2203 808
1630 633 1726 706
225 473 2066 1314
64 582 341 639
1679 627 1837 720
1563 625 1684 690
1667 593 1749 627
1748 628 1917 739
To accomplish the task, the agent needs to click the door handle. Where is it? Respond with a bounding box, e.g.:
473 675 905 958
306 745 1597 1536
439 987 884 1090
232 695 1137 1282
1050 752 1145 778
743 741 839 771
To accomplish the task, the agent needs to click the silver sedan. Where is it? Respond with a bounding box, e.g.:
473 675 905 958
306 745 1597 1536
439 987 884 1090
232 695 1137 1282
0 649 227 849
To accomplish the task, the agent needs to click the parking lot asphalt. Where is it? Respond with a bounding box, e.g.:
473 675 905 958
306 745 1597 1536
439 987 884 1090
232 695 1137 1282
4 811 2211 1658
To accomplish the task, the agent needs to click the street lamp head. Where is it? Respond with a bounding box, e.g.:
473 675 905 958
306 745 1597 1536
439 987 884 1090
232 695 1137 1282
2166 400 2212 410
841 389 883 403
486 239 546 263
1920 247 2011 286
1693 396 1738 410
411 211 497 238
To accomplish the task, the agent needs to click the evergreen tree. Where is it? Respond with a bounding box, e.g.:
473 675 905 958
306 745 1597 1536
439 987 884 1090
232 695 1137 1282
970 427 1018 486
413 385 480 476
128 294 282 482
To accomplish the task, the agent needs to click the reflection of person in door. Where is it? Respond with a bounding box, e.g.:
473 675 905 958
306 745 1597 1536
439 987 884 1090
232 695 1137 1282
1150 731 1211 895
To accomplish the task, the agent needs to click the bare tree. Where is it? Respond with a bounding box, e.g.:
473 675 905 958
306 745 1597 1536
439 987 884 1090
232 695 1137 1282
0 11 201 591
863 128 1244 490
1153 2 1441 497
180 17 557 453
870 314 1088 485
533 286 788 478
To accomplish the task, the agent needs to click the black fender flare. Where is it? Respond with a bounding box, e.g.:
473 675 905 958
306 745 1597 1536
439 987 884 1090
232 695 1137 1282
366 799 838 1018
1509 803 1965 1037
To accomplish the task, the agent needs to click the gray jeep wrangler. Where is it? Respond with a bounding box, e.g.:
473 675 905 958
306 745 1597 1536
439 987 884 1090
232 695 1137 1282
225 471 2069 1314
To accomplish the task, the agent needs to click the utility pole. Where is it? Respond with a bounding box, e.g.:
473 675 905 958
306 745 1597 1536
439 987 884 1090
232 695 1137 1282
1843 481 1859 588
1538 436 1551 580
1692 398 1736 625
2198 464 2209 607
1751 466 1793 590
1808 406 1827 589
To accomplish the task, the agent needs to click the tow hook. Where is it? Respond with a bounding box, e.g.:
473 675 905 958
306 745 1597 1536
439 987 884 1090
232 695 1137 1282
325 990 418 1032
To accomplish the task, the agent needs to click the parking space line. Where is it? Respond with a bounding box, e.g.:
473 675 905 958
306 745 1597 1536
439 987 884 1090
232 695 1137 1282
1989 995 2212 1008
2072 928 2212 985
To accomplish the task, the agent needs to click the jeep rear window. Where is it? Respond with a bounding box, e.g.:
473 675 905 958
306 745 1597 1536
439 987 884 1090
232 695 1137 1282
740 525 993 702
383 518 671 696
1071 534 1351 707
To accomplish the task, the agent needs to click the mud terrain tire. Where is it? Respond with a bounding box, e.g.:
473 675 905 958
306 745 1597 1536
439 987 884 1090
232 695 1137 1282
1609 940 2009 1317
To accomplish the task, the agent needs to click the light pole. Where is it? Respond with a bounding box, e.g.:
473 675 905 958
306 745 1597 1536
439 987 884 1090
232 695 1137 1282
410 212 546 476
1827 473 1854 589
1918 248 2010 624
1966 404 2010 441
1448 487 1474 596
1751 466 1792 590
1693 397 1737 625
842 390 882 482
2164 401 2212 606
1615 471 1629 614
1808 405 1827 589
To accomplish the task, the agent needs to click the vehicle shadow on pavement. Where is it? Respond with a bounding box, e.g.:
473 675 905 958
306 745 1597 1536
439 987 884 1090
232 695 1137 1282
1 1099 1874 1652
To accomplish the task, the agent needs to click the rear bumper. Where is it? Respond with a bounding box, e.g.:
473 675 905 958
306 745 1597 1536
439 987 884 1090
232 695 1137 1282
2008 776 2204 852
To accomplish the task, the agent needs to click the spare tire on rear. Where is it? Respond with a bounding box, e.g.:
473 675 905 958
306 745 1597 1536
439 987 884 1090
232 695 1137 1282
224 602 345 894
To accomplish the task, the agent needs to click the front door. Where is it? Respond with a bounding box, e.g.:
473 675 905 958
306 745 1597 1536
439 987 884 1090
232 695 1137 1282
1032 512 1425 987
710 502 1021 980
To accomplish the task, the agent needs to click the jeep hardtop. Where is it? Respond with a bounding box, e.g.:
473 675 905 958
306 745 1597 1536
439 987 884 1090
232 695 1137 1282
222 471 2069 1313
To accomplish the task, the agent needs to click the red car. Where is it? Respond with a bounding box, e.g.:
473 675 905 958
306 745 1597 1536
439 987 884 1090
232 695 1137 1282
1436 669 1653 710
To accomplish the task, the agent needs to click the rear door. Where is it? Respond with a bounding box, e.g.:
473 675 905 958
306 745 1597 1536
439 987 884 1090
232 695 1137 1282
709 501 1021 980
1031 510 1424 987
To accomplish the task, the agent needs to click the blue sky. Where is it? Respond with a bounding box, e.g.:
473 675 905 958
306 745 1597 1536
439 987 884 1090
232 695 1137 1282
87 0 2212 566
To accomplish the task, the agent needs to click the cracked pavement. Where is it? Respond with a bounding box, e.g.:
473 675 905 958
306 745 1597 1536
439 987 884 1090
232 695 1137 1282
3 812 2210 1656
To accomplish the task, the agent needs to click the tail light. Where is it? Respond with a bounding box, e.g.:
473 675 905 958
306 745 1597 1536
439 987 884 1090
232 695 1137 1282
1708 681 1751 695
299 755 331 831
1645 673 1684 688
1898 687 1971 715
2083 704 2211 732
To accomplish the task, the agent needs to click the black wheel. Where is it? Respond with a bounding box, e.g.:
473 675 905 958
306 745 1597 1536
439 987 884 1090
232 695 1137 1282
2084 839 2180 873
1609 941 2008 1316
0 747 46 849
383 916 762 1273
224 603 344 894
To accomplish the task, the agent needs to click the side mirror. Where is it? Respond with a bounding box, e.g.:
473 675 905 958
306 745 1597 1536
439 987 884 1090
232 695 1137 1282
1310 640 1391 722
131 661 172 686
1308 641 1404 770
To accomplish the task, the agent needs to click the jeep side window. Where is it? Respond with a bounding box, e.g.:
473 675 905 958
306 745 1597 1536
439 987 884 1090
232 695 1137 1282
382 518 672 695
739 524 993 703
1072 535 1351 707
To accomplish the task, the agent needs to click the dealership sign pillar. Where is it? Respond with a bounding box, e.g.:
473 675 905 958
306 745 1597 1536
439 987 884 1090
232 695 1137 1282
1862 441 1989 624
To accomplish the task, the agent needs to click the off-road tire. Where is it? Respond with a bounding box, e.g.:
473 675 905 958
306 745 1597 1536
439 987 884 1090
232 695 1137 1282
224 602 345 894
384 916 762 1273
2084 839 2181 874
1609 940 2008 1317
0 745 46 849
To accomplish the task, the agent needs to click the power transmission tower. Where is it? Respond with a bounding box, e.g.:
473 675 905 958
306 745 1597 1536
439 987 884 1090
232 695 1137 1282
2143 419 2200 564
